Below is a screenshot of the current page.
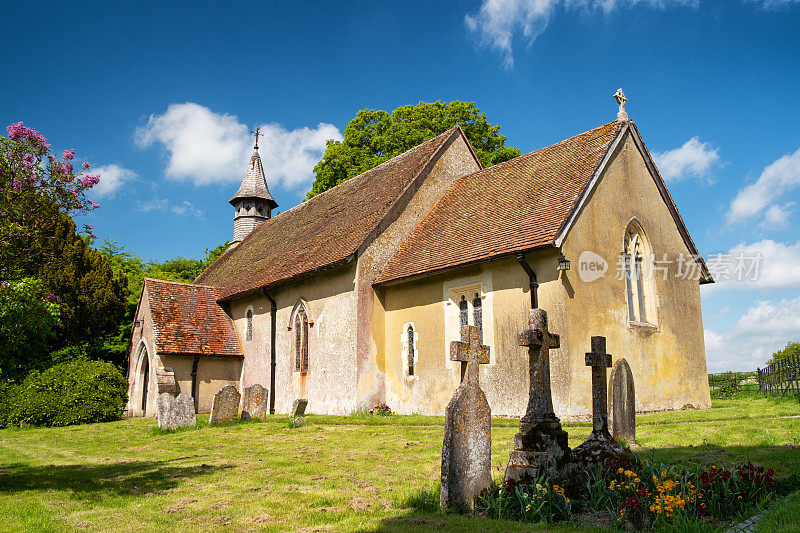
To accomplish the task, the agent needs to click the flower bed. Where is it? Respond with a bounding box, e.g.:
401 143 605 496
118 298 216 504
478 458 779 530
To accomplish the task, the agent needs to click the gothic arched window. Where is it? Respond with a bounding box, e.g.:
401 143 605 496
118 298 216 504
472 293 483 344
294 314 302 372
623 221 655 324
407 324 415 376
300 308 309 373
246 309 253 341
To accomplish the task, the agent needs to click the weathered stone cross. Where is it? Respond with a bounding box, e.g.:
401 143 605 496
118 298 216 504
585 336 613 436
450 325 490 384
517 308 561 423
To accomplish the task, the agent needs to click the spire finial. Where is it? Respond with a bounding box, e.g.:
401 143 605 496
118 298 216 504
251 126 263 150
614 89 628 121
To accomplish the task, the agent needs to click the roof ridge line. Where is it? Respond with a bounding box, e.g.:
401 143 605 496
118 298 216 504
145 277 222 289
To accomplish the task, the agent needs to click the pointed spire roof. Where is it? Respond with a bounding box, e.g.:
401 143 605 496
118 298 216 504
229 147 278 209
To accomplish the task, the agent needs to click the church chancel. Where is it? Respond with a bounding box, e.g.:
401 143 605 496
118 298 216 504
126 92 713 419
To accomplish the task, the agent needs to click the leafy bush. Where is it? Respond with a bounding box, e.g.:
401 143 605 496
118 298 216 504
2 359 128 427
709 372 741 399
0 379 22 427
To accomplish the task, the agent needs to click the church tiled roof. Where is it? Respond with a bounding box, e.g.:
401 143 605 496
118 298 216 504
145 278 243 356
374 120 626 284
196 127 462 299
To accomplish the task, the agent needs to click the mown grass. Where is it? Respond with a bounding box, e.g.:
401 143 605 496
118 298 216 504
0 393 798 532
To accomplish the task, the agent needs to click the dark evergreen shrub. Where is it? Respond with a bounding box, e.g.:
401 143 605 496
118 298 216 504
14 359 128 427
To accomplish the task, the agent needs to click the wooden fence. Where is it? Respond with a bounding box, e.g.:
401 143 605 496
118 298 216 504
757 353 800 397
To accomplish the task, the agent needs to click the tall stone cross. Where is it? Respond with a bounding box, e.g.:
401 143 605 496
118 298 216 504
451 324 490 384
573 335 633 465
504 308 571 484
441 325 491 514
585 336 612 436
517 308 561 423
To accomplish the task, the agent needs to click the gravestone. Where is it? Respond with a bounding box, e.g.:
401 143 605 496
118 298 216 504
573 337 633 465
209 385 240 424
608 358 636 444
156 392 196 430
241 384 269 421
505 308 571 484
292 398 308 417
440 324 491 513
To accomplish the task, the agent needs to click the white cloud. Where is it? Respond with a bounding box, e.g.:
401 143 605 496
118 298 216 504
727 146 800 224
135 102 342 190
763 202 794 228
138 198 205 219
705 295 800 372
465 0 696 68
258 122 343 189
705 238 800 292
753 0 800 8
91 164 137 197
652 137 720 182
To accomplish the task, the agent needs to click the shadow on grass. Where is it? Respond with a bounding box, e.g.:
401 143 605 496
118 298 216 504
0 457 232 499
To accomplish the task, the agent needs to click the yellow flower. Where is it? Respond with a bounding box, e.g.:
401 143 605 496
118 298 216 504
618 467 624 474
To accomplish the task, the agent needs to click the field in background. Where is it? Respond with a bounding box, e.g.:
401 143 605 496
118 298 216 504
0 391 798 532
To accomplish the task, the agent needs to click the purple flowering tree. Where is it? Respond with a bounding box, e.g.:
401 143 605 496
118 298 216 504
0 122 100 279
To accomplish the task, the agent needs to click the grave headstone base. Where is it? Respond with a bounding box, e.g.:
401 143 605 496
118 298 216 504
505 419 571 484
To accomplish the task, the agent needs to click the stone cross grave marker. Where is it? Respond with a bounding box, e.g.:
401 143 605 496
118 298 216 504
241 384 269 421
209 385 240 424
573 337 632 465
609 358 636 444
440 324 491 514
505 308 571 484
157 392 196 430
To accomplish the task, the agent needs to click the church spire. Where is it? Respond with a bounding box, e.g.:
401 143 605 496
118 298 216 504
229 128 278 243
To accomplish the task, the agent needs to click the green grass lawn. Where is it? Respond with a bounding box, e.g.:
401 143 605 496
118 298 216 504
0 392 798 532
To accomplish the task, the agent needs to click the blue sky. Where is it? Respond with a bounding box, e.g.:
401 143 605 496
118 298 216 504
3 0 800 372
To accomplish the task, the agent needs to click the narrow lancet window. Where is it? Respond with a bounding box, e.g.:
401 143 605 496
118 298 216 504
472 293 483 344
459 296 469 330
301 308 309 373
246 309 253 341
294 314 301 372
407 324 415 376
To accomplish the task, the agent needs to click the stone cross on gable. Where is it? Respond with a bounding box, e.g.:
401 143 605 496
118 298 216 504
450 325 490 384
614 88 628 121
517 308 560 423
586 336 613 435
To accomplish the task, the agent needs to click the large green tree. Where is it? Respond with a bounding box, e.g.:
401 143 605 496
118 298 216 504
307 101 521 198
37 215 128 348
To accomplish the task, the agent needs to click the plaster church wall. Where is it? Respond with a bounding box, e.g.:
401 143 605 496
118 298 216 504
231 264 359 415
356 133 482 410
559 132 712 417
382 249 569 418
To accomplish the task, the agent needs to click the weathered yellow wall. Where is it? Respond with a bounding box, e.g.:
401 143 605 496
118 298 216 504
357 133 482 411
560 132 711 416
231 265 358 415
163 356 243 414
381 132 710 418
383 251 564 417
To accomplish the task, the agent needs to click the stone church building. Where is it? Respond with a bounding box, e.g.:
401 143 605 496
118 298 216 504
126 97 713 419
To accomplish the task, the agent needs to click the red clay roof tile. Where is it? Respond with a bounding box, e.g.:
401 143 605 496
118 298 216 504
145 278 242 356
195 127 460 299
375 121 625 284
